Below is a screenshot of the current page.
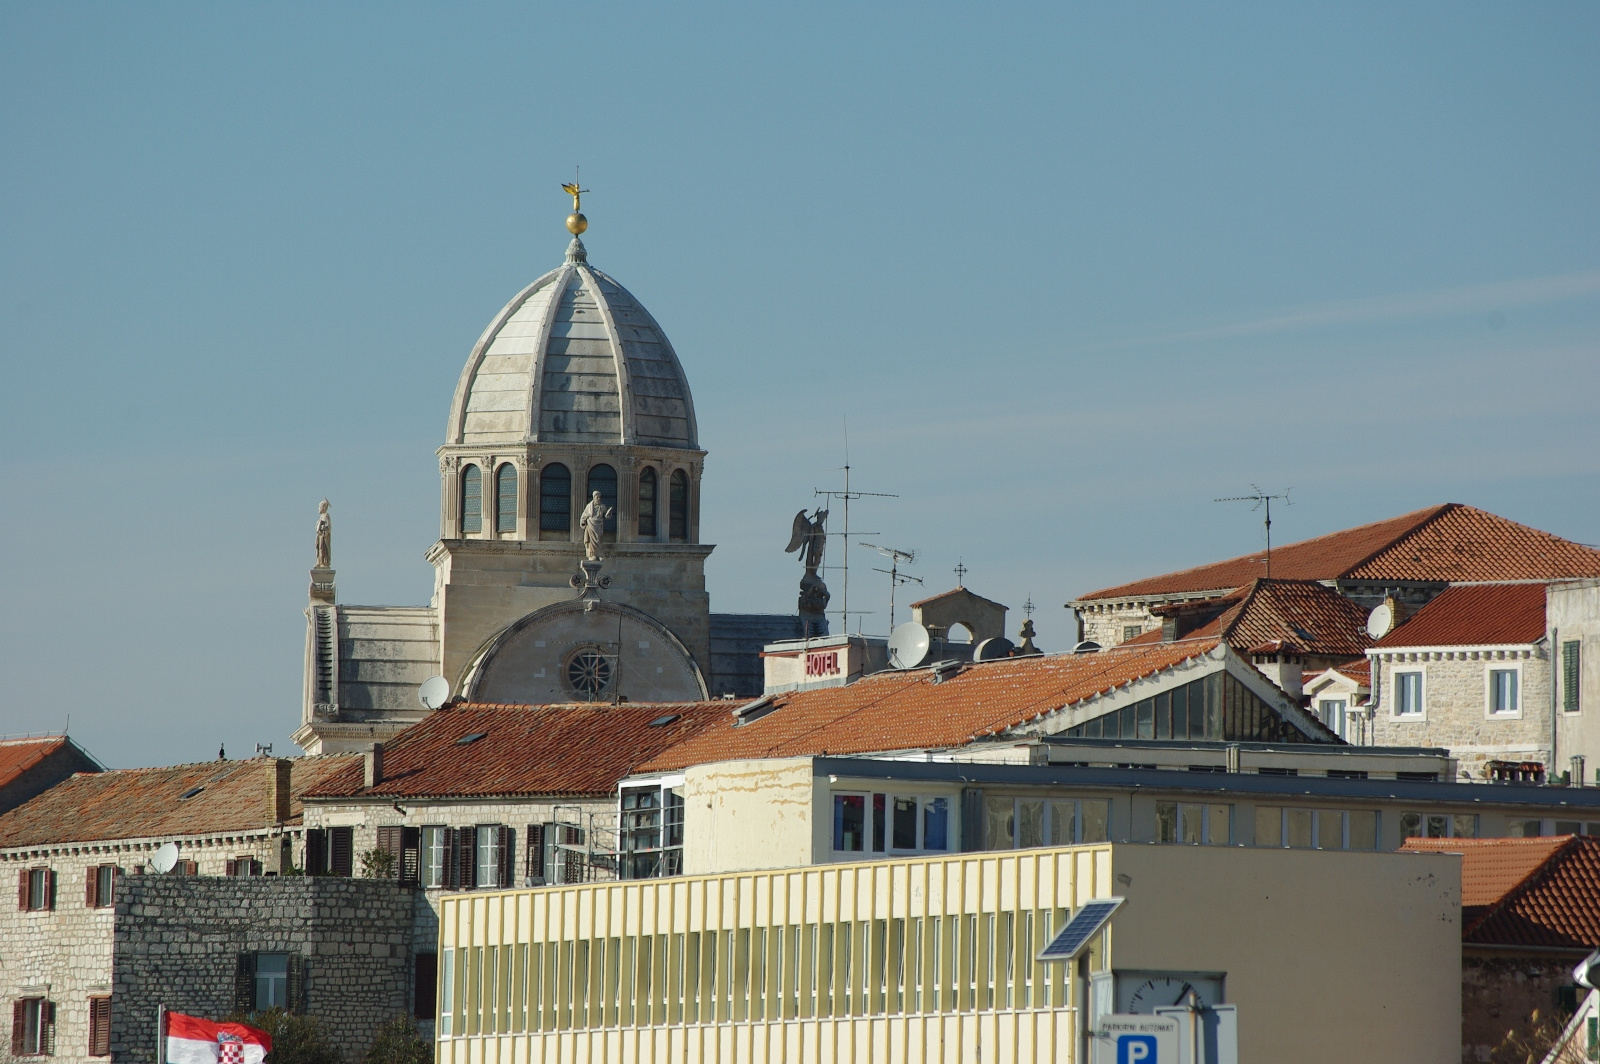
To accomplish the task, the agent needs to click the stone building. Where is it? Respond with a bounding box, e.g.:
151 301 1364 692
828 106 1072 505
0 736 101 816
1069 504 1600 649
294 210 798 755
0 754 355 1064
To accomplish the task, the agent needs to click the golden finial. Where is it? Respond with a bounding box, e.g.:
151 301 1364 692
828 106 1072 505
561 168 589 235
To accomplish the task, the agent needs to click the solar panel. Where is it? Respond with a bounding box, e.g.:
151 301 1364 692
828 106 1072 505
1037 897 1125 962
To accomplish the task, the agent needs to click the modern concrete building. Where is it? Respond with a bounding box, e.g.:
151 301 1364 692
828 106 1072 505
435 843 1462 1064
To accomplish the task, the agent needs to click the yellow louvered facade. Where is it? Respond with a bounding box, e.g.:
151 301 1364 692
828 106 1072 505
436 845 1114 1064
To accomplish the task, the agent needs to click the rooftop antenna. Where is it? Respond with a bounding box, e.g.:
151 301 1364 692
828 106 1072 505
814 417 896 631
1214 485 1292 579
1023 594 1035 620
860 542 921 629
953 559 968 588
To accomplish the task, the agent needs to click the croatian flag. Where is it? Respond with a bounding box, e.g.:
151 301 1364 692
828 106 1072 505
164 1012 271 1064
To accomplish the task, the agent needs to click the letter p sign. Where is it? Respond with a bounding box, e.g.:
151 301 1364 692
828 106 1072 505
1117 1035 1159 1064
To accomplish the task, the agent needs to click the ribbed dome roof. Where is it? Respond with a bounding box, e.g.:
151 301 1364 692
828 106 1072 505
445 237 698 449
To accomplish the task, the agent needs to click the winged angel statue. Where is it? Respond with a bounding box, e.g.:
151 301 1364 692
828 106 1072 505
785 508 831 633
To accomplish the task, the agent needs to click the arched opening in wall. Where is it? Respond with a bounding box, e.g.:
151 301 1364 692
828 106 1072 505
495 463 518 534
637 467 658 538
669 470 689 542
947 623 974 644
460 465 483 534
587 464 618 533
540 463 571 537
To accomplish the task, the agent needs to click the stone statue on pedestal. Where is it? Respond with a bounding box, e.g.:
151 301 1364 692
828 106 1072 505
315 499 332 568
785 507 831 635
580 491 613 561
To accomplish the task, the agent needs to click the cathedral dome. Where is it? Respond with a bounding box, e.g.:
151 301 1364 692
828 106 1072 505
444 237 699 449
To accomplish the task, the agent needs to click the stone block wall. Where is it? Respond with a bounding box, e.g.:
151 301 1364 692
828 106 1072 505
1461 953 1582 1064
108 877 414 1063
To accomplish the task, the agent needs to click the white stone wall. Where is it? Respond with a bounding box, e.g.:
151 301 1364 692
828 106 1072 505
1371 646 1551 780
1552 580 1600 781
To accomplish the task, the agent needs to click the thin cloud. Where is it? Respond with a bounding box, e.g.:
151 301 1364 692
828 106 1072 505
1088 268 1600 352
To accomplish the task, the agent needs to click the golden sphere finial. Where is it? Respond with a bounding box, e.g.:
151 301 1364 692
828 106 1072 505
561 172 589 236
566 212 588 235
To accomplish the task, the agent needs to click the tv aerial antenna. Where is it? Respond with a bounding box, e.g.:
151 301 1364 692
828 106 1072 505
1214 485 1292 578
860 542 921 629
814 418 897 631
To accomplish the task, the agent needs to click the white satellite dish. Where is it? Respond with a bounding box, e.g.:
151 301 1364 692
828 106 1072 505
151 843 179 874
418 676 451 710
973 637 1014 662
888 623 932 670
1366 601 1395 640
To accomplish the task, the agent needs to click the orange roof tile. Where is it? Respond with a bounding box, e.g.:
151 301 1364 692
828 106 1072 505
0 738 70 790
1404 836 1600 949
1077 505 1600 601
0 755 357 849
302 701 733 800
638 640 1228 772
1373 583 1547 648
1183 579 1372 658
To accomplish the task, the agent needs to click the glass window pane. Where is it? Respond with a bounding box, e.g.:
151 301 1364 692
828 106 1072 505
872 794 886 852
422 826 445 888
1286 810 1313 849
461 466 482 533
1255 807 1282 847
1452 815 1478 839
1397 672 1423 715
892 798 918 850
1049 801 1075 847
1081 801 1110 844
586 464 619 532
1491 670 1519 714
1136 701 1154 740
539 464 572 532
1317 811 1343 850
1508 819 1543 838
1426 815 1449 838
1155 802 1178 844
1348 811 1378 850
495 464 518 533
1180 804 1202 845
834 795 865 852
1555 821 1583 837
984 797 1015 850
1400 812 1422 839
477 825 500 886
923 798 949 851
1206 805 1230 846
256 953 289 1010
1017 800 1045 848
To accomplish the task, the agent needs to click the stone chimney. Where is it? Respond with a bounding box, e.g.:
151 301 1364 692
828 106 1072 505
364 743 384 789
268 758 292 823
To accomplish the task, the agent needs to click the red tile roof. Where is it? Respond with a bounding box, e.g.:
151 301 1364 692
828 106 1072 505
1373 583 1548 648
637 640 1230 773
0 756 357 849
1179 579 1372 658
1403 836 1600 949
302 701 734 800
1077 505 1600 601
0 738 70 790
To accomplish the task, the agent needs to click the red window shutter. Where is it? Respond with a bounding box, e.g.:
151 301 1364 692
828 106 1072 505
86 868 98 908
497 826 514 888
442 829 458 890
11 1000 24 1056
89 998 111 1057
225 860 237 877
525 825 545 882
18 869 29 911
46 870 56 911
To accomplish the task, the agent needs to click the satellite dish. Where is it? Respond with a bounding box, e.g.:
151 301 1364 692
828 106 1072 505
1366 602 1395 640
151 843 179 874
973 637 1014 661
418 676 451 710
887 622 932 670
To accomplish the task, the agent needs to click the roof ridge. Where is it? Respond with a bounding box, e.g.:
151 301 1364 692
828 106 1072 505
1332 503 1456 578
1463 835 1581 939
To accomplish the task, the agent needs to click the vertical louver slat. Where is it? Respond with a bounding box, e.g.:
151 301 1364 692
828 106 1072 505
461 465 483 534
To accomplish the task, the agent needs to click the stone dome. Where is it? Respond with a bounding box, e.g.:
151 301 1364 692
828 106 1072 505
444 237 699 449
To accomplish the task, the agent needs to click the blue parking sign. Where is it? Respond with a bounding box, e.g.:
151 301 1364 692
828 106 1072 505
1094 1015 1178 1064
1117 1034 1159 1063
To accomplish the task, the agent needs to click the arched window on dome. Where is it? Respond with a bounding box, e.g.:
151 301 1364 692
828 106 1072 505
540 463 571 534
669 470 689 542
460 465 483 534
587 464 618 533
637 467 658 539
495 463 518 534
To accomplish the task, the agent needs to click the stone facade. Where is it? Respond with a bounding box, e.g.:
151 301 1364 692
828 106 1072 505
1371 645 1552 781
108 877 415 1063
1460 952 1584 1064
1552 580 1600 782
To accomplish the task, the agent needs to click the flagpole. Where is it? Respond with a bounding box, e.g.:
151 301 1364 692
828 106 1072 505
156 1004 165 1064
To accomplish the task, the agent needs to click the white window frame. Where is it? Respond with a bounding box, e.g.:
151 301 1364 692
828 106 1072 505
1485 662 1523 719
420 825 447 889
1156 801 1232 845
886 794 952 854
1400 811 1477 840
1392 665 1427 719
1317 698 1350 740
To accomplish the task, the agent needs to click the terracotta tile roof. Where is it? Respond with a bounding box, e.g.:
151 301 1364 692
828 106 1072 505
909 587 1006 611
301 701 734 800
1182 579 1372 658
1077 505 1600 601
638 640 1227 773
1373 583 1547 648
0 738 70 790
1336 660 1371 685
1403 836 1600 949
0 755 357 849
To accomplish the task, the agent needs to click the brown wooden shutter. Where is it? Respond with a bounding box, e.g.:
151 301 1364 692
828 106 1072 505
330 827 354 877
400 827 421 884
18 868 29 911
46 870 57 910
41 1001 54 1054
496 827 514 888
442 829 459 889
179 861 198 878
305 829 327 876
287 957 306 1015
458 828 477 890
89 998 111 1057
86 867 99 908
225 860 237 877
234 954 255 1016
525 825 545 883
375 827 402 859
12 1000 24 1056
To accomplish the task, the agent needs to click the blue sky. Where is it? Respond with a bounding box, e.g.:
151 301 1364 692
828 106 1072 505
2 4 1597 767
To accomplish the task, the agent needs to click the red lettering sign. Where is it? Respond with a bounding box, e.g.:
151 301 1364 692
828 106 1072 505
805 651 841 678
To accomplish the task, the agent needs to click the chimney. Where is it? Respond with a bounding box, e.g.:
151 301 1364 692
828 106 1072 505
364 743 384 789
268 758 292 823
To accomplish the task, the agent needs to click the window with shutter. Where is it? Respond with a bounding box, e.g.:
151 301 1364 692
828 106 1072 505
233 954 256 1016
286 957 305 1015
88 998 111 1057
305 829 327 876
457 828 477 890
12 1000 25 1056
179 861 198 878
401 827 421 884
412 954 438 1020
225 860 237 877
85 868 98 908
19 869 30 911
329 827 354 877
539 463 572 533
460 465 482 534
1566 640 1583 714
496 826 514 889
442 828 459 889
495 464 518 534
525 825 545 884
